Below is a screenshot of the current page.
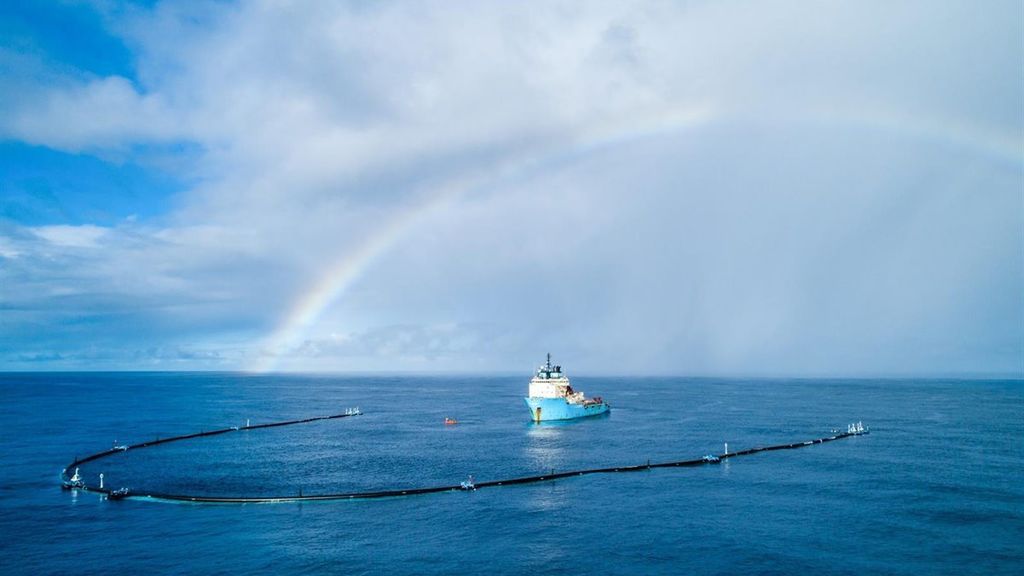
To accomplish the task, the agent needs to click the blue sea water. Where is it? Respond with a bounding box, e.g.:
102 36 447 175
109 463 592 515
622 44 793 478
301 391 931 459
0 373 1021 575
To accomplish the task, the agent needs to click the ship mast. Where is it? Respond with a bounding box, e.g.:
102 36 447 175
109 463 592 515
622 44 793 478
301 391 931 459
546 353 552 371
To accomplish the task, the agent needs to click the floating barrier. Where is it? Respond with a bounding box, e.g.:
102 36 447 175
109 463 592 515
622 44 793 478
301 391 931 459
60 413 868 504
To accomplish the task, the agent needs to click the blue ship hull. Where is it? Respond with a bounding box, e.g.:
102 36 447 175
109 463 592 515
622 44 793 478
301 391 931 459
524 397 610 422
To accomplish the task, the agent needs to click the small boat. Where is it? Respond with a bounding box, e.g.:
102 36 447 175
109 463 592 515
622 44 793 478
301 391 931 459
444 417 458 425
459 475 476 491
702 454 721 463
846 421 870 435
106 488 131 500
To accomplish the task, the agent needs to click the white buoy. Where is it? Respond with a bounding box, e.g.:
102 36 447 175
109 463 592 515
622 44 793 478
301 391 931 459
99 473 104 489
724 442 728 454
246 419 250 428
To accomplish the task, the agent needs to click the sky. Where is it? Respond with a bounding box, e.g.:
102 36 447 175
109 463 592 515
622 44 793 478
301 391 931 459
0 0 1021 376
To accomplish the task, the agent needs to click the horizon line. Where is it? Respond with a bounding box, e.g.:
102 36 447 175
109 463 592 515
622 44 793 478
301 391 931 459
1 368 1021 381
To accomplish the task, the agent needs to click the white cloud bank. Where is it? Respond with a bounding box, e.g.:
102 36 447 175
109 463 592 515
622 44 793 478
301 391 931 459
0 0 1021 374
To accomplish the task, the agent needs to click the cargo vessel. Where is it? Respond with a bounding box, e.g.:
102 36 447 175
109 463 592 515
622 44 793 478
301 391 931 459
525 354 609 422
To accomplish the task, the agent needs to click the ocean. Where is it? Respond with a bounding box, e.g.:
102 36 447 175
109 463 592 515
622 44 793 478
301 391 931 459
0 373 1021 575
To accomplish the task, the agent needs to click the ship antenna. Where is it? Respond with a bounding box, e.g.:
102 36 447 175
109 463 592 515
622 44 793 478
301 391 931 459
546 353 551 370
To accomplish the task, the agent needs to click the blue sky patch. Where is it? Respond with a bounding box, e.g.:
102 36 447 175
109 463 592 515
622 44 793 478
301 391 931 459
0 141 187 225
0 0 136 80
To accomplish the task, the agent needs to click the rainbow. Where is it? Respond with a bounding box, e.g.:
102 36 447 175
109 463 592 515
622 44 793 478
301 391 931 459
247 105 713 372
247 105 1021 372
247 171 480 373
823 108 1023 168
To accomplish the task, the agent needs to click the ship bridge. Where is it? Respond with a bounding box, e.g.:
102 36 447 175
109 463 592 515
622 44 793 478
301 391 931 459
529 353 577 400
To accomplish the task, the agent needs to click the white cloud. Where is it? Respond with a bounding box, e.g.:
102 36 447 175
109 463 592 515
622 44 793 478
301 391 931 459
1 0 1021 373
31 224 110 248
0 236 21 259
2 76 184 152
